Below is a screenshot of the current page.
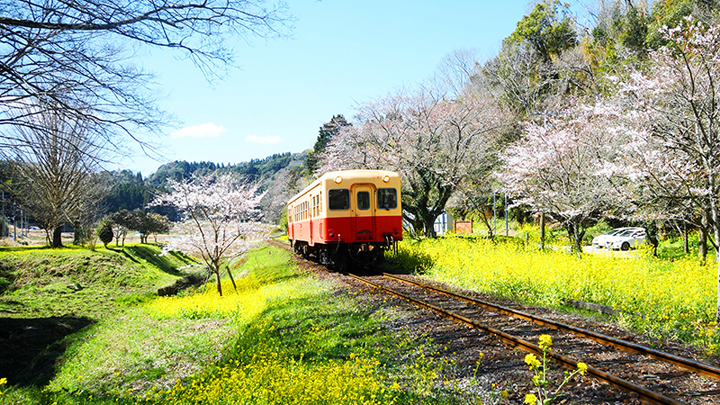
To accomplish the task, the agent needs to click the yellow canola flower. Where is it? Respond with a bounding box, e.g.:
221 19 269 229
0 378 6 386
397 237 720 351
524 353 541 369
524 393 539 404
532 375 541 385
538 334 552 351
577 362 588 376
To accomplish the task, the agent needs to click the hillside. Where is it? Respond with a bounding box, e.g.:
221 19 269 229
143 151 309 223
0 245 200 387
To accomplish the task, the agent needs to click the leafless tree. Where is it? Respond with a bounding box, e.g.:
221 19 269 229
10 108 107 247
0 0 290 157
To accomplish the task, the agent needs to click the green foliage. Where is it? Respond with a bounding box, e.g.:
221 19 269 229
97 220 114 248
583 219 614 244
647 0 695 49
146 153 299 188
305 115 350 174
111 210 171 244
620 6 650 56
508 0 578 60
101 170 155 213
278 206 289 231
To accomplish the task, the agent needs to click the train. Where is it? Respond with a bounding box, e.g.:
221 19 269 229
287 169 403 270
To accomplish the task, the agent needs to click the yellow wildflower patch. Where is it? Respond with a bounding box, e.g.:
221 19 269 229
394 237 719 351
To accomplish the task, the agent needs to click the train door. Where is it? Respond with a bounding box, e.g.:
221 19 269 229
352 184 375 241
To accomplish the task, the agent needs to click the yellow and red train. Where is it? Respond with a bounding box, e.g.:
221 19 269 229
287 169 403 269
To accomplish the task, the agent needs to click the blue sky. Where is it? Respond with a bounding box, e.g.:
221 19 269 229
121 1 544 176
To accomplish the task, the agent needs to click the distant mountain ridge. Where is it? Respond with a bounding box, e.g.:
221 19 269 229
146 151 309 223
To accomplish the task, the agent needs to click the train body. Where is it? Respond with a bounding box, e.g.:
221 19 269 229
287 169 403 269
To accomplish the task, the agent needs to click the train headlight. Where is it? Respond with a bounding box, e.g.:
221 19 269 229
334 176 342 184
382 175 390 183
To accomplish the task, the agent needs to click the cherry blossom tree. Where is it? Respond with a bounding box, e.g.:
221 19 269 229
608 17 720 319
503 101 626 256
155 174 267 296
319 84 508 237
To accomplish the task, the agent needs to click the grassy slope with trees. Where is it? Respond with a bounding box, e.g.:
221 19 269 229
0 245 483 405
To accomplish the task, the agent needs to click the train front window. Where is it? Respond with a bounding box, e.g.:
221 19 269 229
329 189 350 210
357 191 370 210
377 188 397 209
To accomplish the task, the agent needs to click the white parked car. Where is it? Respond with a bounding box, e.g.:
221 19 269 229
592 228 630 249
608 228 646 251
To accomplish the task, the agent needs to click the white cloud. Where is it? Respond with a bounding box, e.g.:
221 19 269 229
245 134 282 144
170 123 227 139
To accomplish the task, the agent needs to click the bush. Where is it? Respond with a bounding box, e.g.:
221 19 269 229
97 220 113 248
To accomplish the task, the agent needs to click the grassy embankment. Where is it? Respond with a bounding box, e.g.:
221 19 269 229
1 244 475 404
391 234 719 354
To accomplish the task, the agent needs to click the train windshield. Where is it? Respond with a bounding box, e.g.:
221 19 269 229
329 189 350 210
377 188 397 209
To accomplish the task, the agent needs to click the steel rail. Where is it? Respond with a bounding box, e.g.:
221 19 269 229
383 273 720 382
346 273 686 405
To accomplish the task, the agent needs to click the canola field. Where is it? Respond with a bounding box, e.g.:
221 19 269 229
392 236 719 352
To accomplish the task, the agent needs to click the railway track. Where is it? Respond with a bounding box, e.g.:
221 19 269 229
270 240 720 404
347 272 720 405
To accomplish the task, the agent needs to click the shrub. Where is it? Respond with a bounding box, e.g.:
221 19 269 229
97 220 113 248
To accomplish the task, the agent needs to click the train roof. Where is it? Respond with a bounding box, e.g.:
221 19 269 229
288 169 400 204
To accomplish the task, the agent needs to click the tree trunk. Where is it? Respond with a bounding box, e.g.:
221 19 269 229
683 223 689 254
707 198 720 323
480 211 494 241
226 265 238 293
424 215 437 238
644 222 659 257
72 222 83 245
539 212 546 250
700 219 708 265
566 221 583 259
573 228 585 259
214 268 223 297
52 226 63 248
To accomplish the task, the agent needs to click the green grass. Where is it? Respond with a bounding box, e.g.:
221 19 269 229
2 244 475 404
0 244 197 319
0 243 204 401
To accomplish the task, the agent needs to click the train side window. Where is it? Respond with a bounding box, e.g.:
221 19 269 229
328 189 350 210
357 191 370 210
377 188 397 209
